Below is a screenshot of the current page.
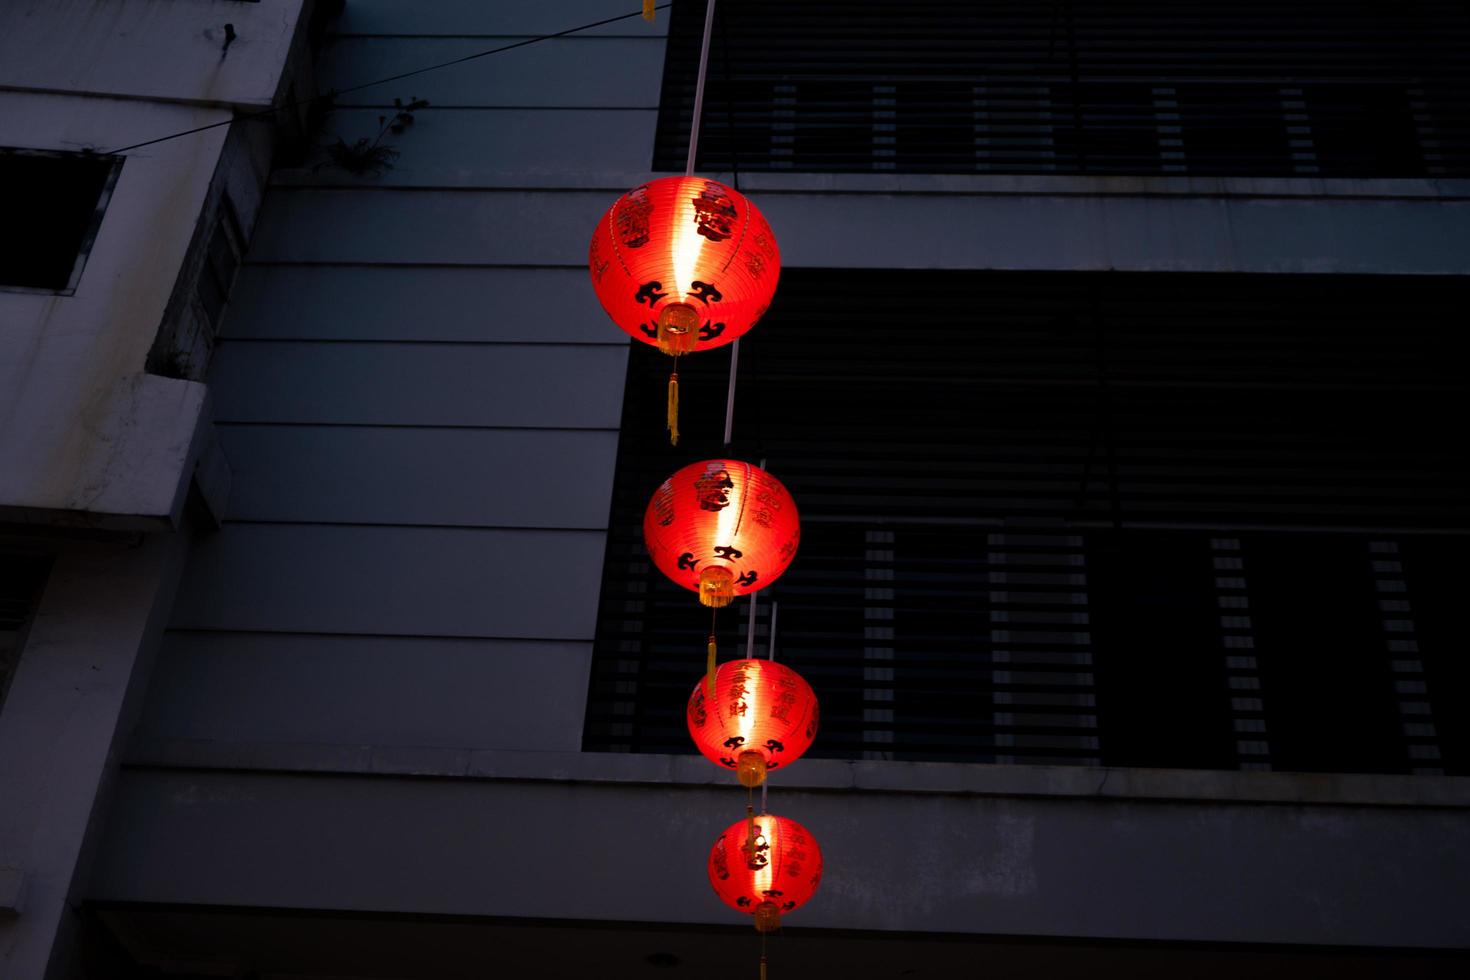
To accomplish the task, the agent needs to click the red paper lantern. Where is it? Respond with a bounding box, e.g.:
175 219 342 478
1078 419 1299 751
709 812 822 933
688 659 818 787
644 459 800 608
588 176 779 357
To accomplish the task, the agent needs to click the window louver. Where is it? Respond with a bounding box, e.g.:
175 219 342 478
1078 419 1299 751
653 0 1470 178
584 270 1470 775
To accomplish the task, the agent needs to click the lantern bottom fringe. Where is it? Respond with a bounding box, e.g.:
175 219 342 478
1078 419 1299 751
667 371 680 446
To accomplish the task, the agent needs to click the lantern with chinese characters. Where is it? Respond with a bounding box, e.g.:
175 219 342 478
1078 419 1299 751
688 659 817 787
644 459 799 609
588 176 780 443
709 811 822 933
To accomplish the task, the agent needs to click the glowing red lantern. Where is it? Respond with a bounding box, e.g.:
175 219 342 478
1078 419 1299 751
589 177 780 443
589 176 779 357
709 811 822 933
645 459 800 608
688 659 818 787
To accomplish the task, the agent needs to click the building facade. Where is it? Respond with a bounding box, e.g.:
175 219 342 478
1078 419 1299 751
3 2 1468 977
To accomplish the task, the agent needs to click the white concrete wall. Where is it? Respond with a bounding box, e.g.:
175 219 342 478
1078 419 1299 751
131 1 659 754
0 4 312 978
0 1 306 108
0 94 223 527
95 0 1470 960
0 0 312 528
0 535 193 978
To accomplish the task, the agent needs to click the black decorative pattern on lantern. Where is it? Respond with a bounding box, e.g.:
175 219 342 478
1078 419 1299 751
764 738 785 754
714 545 744 561
689 280 723 305
677 552 699 570
638 322 658 339
737 570 759 587
719 756 737 768
615 186 653 247
690 691 707 728
695 468 734 511
723 736 746 750
711 840 730 881
743 834 770 870
692 183 737 241
699 320 727 341
635 281 668 306
736 896 752 908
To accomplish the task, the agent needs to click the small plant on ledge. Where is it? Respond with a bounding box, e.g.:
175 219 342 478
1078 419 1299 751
319 96 429 175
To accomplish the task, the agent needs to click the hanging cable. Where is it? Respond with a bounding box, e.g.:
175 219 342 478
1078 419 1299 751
680 0 745 448
104 4 672 155
685 0 720 176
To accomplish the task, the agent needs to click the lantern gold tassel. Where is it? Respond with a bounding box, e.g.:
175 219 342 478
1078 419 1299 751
667 370 680 446
643 0 656 22
706 634 717 698
760 954 767 980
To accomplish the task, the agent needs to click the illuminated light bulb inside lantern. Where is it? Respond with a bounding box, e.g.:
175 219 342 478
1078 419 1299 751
671 211 707 305
656 302 700 356
698 565 736 608
736 750 768 788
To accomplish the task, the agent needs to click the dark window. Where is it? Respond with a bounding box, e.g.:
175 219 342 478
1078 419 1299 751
654 1 1470 178
0 148 122 293
584 270 1470 775
197 197 243 332
0 555 51 717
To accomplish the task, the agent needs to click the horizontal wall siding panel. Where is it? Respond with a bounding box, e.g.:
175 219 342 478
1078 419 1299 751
246 189 611 265
138 633 591 750
208 342 627 428
225 267 619 344
312 108 658 185
218 425 618 528
169 525 606 639
759 193 1470 275
333 1 668 37
317 38 664 107
244 187 1470 274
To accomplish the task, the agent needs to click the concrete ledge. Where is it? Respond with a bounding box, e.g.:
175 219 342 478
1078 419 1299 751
270 167 1470 201
123 736 1470 809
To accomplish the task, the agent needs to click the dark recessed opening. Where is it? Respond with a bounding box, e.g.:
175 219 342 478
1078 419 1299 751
0 147 122 293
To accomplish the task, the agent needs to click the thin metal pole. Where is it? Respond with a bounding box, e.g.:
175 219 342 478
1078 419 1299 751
685 0 741 447
745 590 758 660
723 338 740 445
767 601 778 662
685 0 719 176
